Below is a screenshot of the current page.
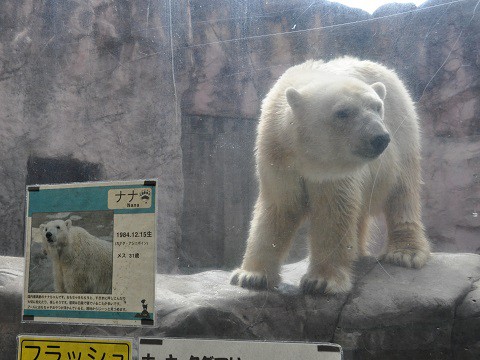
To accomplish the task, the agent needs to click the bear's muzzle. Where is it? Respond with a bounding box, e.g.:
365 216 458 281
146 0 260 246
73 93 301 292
353 131 390 159
46 232 54 243
370 133 390 156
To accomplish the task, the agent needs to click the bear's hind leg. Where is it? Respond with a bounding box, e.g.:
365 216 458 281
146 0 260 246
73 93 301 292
357 214 371 256
382 180 430 268
231 194 304 290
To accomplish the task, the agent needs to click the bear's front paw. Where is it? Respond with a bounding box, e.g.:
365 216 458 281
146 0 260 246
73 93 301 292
381 248 430 269
300 269 352 295
230 269 279 290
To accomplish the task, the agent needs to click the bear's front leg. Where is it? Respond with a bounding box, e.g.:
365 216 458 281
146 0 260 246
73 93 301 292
231 192 305 290
66 271 90 294
52 260 66 293
301 180 361 295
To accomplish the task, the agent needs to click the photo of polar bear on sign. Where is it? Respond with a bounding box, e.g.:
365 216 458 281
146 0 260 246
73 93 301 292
29 211 113 294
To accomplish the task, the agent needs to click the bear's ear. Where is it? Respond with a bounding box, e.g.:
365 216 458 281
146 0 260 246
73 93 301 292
371 82 386 100
285 87 304 111
65 219 72 229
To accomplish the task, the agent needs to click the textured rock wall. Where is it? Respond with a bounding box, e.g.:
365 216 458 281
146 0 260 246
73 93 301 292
181 115 257 268
418 0 480 253
179 0 480 268
0 0 186 271
0 0 478 270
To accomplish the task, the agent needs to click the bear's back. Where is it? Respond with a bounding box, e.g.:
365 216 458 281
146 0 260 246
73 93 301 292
68 226 112 259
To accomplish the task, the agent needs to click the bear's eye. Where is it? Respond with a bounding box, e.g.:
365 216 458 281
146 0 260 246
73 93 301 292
335 109 350 119
56 226 60 229
374 103 382 112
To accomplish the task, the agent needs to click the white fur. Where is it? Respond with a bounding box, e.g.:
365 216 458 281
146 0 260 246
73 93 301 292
231 57 430 295
40 219 113 293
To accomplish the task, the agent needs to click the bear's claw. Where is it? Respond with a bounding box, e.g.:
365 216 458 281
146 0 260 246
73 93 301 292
301 278 327 295
381 248 430 269
300 270 352 295
230 269 277 290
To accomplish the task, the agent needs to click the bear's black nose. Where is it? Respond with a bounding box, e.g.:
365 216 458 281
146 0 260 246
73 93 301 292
46 232 53 242
370 133 390 155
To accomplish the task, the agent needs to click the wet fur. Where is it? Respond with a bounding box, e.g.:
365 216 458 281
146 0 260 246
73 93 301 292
231 57 430 295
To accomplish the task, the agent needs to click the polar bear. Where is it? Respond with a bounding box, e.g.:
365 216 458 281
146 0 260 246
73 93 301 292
231 57 430 295
39 219 113 293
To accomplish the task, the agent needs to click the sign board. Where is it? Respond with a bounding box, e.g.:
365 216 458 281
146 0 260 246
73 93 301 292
18 335 132 360
22 180 157 326
139 338 342 360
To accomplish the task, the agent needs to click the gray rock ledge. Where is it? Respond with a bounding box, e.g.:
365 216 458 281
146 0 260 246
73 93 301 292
1 253 479 359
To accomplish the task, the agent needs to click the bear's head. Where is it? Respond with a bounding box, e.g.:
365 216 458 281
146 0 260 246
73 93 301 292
285 76 390 179
39 219 72 248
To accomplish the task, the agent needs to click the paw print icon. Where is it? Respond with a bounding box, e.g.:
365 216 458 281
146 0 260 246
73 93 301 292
140 189 151 203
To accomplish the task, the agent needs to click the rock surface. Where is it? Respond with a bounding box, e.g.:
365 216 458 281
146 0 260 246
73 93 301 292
1 253 480 358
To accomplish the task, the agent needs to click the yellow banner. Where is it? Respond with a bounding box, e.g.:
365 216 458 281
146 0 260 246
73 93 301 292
18 336 131 360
